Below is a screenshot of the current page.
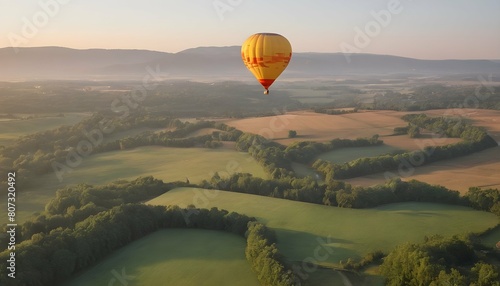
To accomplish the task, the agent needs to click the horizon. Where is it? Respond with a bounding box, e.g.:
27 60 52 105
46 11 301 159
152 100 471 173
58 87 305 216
2 1 499 60
2 45 500 61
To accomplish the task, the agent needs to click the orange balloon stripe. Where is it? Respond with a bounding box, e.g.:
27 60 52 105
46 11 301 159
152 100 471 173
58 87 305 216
244 54 291 66
258 79 275 89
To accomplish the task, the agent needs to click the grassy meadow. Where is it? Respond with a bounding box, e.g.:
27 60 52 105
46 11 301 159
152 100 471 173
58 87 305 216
49 146 266 185
65 229 260 286
10 146 266 222
147 187 498 266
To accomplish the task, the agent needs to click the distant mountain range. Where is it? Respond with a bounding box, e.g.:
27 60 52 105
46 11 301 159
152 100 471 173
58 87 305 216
1 46 499 80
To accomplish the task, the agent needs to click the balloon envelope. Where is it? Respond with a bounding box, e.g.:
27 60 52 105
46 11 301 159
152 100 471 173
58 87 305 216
241 33 292 93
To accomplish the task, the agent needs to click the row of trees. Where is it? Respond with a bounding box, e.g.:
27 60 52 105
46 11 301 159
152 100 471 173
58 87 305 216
246 222 299 286
0 177 299 286
97 133 220 151
202 173 465 209
236 133 295 179
312 114 498 180
203 172 500 220
380 234 500 286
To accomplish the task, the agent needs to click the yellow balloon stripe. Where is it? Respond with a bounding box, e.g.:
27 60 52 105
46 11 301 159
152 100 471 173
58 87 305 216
241 33 292 92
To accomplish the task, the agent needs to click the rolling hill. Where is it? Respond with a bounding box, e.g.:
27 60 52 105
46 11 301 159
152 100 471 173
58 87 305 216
1 46 499 80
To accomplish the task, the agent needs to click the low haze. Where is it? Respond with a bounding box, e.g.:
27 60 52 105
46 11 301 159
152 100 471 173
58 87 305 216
1 0 499 59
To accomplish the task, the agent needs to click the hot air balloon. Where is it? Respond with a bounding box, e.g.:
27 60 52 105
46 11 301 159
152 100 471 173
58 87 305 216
241 33 292 94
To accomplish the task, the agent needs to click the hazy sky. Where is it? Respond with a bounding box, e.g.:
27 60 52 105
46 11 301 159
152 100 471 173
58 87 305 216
1 0 499 59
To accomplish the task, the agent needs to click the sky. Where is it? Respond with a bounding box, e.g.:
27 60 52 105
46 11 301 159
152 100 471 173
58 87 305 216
1 0 499 59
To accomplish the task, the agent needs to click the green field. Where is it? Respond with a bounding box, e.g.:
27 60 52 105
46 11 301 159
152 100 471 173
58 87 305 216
12 146 267 222
148 187 498 267
65 229 260 286
316 144 402 164
0 113 88 146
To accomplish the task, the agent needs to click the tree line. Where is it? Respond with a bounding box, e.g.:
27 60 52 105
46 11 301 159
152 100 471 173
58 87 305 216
201 172 500 219
311 114 498 180
202 173 467 209
235 133 295 179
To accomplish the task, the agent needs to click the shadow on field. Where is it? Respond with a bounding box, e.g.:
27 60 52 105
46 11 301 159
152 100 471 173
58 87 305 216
375 201 470 212
391 211 445 217
272 228 360 263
